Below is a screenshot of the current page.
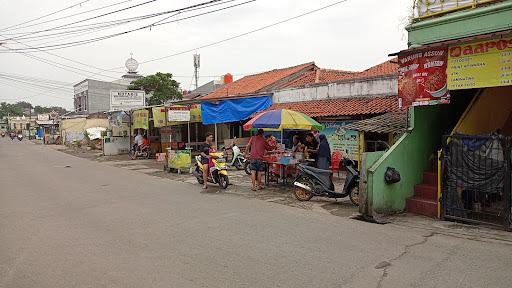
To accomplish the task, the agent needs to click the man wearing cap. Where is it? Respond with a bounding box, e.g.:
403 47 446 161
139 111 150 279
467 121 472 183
246 129 275 191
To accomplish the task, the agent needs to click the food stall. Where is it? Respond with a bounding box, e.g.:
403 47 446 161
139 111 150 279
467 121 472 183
243 109 324 184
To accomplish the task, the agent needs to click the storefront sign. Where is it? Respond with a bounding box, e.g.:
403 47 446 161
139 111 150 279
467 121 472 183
322 122 359 160
152 107 167 127
37 114 50 121
398 47 449 108
167 110 191 122
168 150 191 169
132 109 149 130
448 37 512 89
110 90 146 111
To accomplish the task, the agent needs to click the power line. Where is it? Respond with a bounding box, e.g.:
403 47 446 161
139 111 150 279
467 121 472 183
0 78 71 102
0 0 91 32
138 0 348 65
0 0 251 52
82 0 347 79
2 0 160 42
0 34 123 79
0 0 131 33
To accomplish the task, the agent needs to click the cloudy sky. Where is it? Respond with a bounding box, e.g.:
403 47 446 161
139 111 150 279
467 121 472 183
0 0 412 110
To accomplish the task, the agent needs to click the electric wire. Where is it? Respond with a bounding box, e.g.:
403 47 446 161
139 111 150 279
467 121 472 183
0 0 250 52
0 0 91 32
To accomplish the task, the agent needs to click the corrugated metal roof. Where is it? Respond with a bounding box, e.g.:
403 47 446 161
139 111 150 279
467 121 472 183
342 111 407 134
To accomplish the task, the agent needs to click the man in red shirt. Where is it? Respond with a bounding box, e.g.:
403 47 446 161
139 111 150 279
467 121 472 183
246 129 275 191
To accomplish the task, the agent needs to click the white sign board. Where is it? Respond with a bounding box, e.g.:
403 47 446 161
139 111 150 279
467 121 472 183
37 114 50 121
167 110 191 122
110 90 146 111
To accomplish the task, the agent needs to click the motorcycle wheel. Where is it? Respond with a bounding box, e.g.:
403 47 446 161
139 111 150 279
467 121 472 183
234 158 244 170
294 178 314 201
195 167 205 184
349 184 360 206
244 160 251 175
129 149 136 160
145 150 151 159
218 174 229 189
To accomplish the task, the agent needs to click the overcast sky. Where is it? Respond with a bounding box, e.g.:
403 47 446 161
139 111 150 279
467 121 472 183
0 0 412 110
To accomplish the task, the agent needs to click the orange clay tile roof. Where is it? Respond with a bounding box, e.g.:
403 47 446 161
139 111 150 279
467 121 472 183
356 58 398 78
201 62 316 100
267 95 400 117
281 58 398 89
282 69 356 88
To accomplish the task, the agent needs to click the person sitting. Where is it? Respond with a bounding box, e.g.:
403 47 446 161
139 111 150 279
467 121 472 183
141 135 150 148
291 135 304 153
133 129 144 151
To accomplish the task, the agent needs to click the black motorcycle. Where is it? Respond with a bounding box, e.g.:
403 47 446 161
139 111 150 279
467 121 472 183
293 159 359 206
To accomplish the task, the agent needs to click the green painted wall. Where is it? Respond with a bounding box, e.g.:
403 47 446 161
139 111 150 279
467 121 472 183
367 106 449 214
407 1 512 46
360 151 385 216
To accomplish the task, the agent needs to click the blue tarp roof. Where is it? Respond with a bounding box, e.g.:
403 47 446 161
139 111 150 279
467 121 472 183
201 95 272 125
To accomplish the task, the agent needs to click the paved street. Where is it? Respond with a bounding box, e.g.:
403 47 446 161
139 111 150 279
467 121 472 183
1 138 512 288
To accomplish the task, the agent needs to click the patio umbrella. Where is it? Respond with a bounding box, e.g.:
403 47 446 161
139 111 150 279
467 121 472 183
243 109 323 131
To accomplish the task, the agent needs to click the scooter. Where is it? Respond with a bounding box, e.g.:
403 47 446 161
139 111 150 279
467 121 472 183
192 152 229 189
1 132 5 138
224 141 245 170
129 144 151 160
17 134 23 141
293 158 360 206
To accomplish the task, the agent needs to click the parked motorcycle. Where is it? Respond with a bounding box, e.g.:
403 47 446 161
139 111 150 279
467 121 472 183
192 152 229 189
224 141 246 170
293 158 360 205
129 144 151 160
10 133 15 140
17 134 23 141
1 132 5 138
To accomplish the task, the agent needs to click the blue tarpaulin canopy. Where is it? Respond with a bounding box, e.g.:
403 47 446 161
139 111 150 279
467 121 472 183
201 95 272 125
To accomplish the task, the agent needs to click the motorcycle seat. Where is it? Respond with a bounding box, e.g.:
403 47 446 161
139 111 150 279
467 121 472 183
300 164 332 176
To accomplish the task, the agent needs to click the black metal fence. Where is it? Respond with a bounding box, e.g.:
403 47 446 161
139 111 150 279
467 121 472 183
442 134 511 228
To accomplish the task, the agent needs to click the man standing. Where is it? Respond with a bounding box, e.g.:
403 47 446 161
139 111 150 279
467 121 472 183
304 132 319 167
246 129 275 191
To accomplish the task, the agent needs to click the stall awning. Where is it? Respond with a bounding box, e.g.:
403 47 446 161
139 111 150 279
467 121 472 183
201 95 272 125
342 111 407 134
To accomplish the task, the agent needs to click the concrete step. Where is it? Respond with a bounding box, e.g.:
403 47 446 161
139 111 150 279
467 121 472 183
414 183 438 200
422 171 438 186
406 197 437 218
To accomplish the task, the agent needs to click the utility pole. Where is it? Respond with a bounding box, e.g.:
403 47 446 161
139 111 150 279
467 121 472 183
193 54 200 90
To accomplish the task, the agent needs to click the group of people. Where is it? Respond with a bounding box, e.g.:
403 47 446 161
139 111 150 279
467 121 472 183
290 130 332 170
133 129 150 152
198 128 332 191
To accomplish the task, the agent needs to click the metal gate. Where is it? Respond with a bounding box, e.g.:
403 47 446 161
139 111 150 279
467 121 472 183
441 134 511 228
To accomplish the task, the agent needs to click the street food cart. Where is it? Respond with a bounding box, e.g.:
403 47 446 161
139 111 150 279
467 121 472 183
243 109 324 185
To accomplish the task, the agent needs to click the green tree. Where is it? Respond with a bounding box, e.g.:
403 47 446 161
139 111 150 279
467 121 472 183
0 101 67 118
128 72 181 106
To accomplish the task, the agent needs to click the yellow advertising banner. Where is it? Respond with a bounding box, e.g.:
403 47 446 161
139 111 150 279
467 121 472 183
448 37 512 90
132 109 149 130
152 107 167 128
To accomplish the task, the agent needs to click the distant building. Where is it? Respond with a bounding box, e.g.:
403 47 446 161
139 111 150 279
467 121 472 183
73 55 143 114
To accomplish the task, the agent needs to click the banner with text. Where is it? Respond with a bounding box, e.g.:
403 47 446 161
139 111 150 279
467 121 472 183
132 109 149 130
448 37 512 89
322 122 359 160
398 47 449 108
152 107 167 128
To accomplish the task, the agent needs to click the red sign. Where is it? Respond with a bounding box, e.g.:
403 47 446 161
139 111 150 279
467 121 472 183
398 47 449 108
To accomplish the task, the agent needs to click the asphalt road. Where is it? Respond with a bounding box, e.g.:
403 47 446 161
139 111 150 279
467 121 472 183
1 138 512 288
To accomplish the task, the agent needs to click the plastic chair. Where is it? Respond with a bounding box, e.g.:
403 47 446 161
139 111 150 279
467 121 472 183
330 151 343 178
